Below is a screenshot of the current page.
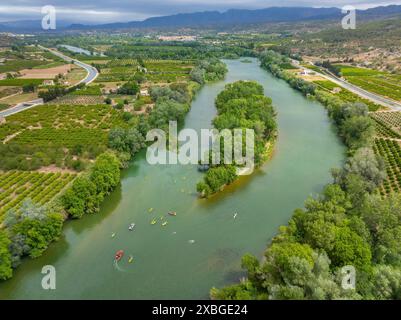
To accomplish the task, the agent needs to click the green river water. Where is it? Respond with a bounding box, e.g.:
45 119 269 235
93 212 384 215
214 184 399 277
0 58 345 300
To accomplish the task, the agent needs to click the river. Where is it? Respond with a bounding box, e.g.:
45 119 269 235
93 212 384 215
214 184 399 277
0 58 345 299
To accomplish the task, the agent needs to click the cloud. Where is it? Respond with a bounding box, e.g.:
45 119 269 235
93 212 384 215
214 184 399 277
1 0 401 23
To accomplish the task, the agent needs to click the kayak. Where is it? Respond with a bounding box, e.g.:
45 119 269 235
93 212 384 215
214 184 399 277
148 208 154 213
162 221 168 227
128 256 134 263
115 250 124 262
128 223 135 231
151 219 157 225
168 211 177 217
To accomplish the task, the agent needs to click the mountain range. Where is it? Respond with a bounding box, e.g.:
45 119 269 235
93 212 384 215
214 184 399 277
1 5 401 32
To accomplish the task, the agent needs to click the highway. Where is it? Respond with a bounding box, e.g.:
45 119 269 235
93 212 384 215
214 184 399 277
39 46 99 85
0 47 99 118
292 59 401 111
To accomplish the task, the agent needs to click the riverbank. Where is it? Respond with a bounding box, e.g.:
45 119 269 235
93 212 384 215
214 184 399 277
211 52 398 300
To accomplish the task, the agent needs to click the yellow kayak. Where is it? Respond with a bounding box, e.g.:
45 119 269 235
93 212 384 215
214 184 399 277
128 256 134 263
162 221 168 227
151 219 157 225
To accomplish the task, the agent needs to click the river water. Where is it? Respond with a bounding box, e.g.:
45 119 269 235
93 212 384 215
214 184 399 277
0 58 345 299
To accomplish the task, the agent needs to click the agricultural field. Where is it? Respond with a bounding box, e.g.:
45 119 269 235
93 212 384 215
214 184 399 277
0 171 76 217
70 85 102 96
0 79 44 86
0 46 64 74
336 65 401 102
50 94 104 105
0 86 20 99
95 59 139 82
370 111 401 195
370 111 401 135
314 80 382 111
0 104 129 172
95 59 194 83
373 138 401 195
145 60 194 83
1 104 128 142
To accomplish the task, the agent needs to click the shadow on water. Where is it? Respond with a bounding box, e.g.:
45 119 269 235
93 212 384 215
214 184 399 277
68 182 123 235
197 168 266 209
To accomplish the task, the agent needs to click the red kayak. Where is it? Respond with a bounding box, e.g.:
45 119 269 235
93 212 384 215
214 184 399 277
115 250 124 262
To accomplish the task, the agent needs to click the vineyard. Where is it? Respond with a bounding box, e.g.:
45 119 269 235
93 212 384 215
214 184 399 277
95 59 194 83
314 80 381 111
1 104 128 145
0 171 76 217
50 95 105 105
370 111 401 135
337 65 401 102
373 139 401 195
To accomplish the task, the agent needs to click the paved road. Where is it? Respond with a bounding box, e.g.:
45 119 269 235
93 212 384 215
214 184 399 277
0 99 44 117
39 45 99 85
0 47 99 118
292 60 401 111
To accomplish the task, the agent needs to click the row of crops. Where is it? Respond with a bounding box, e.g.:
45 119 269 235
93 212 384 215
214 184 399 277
51 95 105 105
371 117 401 139
95 59 194 82
373 139 401 196
0 171 76 217
314 80 381 111
10 128 108 148
370 112 401 133
1 104 128 143
336 65 401 102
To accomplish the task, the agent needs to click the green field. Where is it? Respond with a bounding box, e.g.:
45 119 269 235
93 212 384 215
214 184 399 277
336 65 401 102
95 59 194 83
0 171 76 217
0 79 44 86
1 104 128 144
314 80 381 111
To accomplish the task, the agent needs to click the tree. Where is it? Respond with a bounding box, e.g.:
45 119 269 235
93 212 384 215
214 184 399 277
340 116 375 149
62 176 99 218
117 81 140 95
328 226 372 272
22 83 36 93
0 230 12 280
359 194 401 265
335 147 386 192
108 127 145 155
371 265 401 299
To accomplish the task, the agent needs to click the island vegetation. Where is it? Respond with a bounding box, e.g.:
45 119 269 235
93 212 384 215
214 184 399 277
197 81 277 197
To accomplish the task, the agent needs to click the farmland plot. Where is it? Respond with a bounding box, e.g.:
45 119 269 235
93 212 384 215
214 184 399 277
0 171 76 217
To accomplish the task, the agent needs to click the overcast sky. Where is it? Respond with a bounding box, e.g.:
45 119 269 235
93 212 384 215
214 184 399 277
1 0 401 23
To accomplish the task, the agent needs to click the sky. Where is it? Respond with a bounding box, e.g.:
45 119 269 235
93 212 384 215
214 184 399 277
0 0 401 23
